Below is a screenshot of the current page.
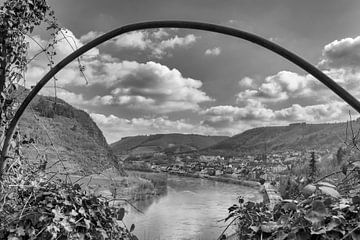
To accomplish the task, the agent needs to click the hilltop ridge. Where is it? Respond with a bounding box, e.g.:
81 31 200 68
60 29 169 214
111 133 228 156
207 122 351 155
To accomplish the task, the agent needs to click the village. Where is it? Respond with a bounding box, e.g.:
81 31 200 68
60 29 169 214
121 148 330 183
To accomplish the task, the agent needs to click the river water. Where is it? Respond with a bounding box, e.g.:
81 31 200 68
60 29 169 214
123 174 262 240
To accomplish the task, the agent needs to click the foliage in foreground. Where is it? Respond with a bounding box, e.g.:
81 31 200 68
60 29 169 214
0 159 138 240
227 194 360 240
225 156 360 240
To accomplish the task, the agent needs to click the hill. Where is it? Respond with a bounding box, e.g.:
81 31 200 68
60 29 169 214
207 122 352 155
17 89 125 175
111 133 228 156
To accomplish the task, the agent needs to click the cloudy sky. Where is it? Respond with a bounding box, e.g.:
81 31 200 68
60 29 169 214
22 0 360 143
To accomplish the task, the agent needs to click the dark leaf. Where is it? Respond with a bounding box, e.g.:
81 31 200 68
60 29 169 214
353 196 360 205
342 164 348 175
130 224 135 232
116 208 125 221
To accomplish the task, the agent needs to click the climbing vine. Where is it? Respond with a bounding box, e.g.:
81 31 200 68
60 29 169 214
0 1 136 239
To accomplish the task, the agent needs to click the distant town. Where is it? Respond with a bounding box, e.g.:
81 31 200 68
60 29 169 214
119 147 331 183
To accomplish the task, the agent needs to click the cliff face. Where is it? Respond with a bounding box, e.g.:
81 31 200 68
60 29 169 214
18 91 125 175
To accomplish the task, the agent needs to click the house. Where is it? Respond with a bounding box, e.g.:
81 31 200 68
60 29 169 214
215 170 224 176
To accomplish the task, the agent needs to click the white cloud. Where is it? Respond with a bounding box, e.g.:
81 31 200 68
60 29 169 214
79 31 104 43
25 28 360 139
25 29 100 88
205 47 221 56
201 100 352 134
319 36 360 69
159 34 197 49
25 31 210 114
238 77 254 88
236 71 316 104
90 113 214 143
105 29 198 58
83 60 213 113
152 34 197 58
274 102 348 122
113 31 151 50
152 28 170 39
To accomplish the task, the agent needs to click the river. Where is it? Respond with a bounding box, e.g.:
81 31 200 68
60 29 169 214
123 174 262 240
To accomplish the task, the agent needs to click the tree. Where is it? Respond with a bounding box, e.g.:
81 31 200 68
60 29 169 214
336 146 346 165
0 3 138 239
0 0 59 178
308 151 318 181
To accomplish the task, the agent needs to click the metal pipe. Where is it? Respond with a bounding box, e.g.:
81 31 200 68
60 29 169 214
1 20 359 177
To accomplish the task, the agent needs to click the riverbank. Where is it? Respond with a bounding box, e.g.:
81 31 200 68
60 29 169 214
124 167 261 189
168 171 261 189
54 168 168 203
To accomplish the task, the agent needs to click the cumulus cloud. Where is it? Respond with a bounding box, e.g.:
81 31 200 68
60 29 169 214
25 29 100 88
25 31 211 114
83 60 213 113
319 36 360 69
238 77 255 88
79 31 104 43
152 28 170 39
204 47 221 56
113 31 151 50
201 100 351 133
235 35 360 111
102 29 198 58
216 34 360 134
90 113 214 143
274 102 348 122
236 71 316 104
25 27 360 139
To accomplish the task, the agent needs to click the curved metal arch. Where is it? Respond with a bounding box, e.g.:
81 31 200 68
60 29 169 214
1 20 360 175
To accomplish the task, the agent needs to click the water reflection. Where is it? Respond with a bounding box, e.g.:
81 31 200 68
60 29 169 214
124 175 262 240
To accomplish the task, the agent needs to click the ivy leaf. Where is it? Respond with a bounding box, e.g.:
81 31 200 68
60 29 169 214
302 184 316 196
250 225 259 232
312 200 327 215
70 209 78 216
261 221 280 233
59 218 73 232
130 224 135 232
351 228 360 240
311 227 327 235
96 228 108 239
282 202 297 211
316 182 336 188
352 195 360 205
318 186 340 198
341 164 348 175
116 208 125 221
84 219 91 229
16 227 25 236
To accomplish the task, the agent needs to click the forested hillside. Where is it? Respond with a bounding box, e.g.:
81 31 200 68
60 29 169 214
208 122 352 155
111 133 228 155
17 89 124 175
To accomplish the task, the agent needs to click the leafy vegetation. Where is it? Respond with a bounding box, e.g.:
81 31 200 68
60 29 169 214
225 194 360 240
209 122 358 155
0 0 135 239
0 161 137 240
224 121 360 240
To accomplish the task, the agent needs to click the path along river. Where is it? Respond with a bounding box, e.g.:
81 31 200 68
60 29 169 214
123 174 262 240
